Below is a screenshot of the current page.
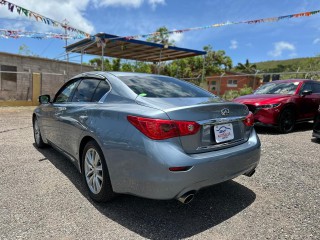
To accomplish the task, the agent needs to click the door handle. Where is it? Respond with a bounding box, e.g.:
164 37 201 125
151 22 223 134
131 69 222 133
79 115 88 122
54 107 66 115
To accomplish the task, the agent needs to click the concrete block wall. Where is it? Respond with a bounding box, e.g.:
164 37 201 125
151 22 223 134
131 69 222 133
0 52 93 101
41 74 66 99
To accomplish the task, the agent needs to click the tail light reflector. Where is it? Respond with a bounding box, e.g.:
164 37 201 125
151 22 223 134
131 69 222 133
243 111 254 127
127 116 200 140
169 166 192 172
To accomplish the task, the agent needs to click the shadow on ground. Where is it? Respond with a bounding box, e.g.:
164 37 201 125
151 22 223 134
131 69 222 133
255 121 314 135
34 145 256 239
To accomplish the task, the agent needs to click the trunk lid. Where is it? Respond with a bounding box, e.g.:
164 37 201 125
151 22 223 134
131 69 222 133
136 97 251 153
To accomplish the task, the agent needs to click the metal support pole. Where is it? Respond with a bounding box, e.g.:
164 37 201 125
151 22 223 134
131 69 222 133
296 67 300 78
219 73 225 96
101 46 104 71
81 49 84 72
201 54 206 83
253 70 260 89
158 49 163 74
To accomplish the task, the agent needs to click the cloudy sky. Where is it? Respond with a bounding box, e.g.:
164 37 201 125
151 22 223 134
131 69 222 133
0 0 320 65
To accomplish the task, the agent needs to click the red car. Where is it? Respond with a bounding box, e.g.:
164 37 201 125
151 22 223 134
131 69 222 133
233 79 320 133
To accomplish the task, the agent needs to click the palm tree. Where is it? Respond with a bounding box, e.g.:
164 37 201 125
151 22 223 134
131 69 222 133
146 26 175 46
236 59 257 73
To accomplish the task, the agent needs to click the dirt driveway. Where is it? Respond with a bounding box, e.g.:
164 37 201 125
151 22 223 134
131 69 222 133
0 107 319 240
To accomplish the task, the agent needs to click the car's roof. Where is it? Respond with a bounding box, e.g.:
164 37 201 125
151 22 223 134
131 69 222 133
73 71 175 79
107 71 159 77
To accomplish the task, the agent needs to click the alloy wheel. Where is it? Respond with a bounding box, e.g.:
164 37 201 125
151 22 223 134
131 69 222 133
84 148 103 194
34 119 41 145
279 110 294 133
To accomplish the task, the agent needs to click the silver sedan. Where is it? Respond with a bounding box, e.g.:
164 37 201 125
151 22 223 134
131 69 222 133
33 72 261 204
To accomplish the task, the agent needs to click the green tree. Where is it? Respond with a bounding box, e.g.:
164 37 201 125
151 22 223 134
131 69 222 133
89 58 112 71
121 62 134 72
146 26 175 46
236 59 257 73
112 58 121 71
18 44 38 56
203 45 233 76
134 62 152 73
162 45 232 80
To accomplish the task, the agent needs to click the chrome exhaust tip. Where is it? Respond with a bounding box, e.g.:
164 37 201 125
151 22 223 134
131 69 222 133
177 191 196 204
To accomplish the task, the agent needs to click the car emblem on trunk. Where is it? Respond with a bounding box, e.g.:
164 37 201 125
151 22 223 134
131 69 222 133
221 108 230 116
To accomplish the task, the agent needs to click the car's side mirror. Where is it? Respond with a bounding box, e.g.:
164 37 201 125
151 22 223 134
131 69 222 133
39 95 51 104
301 90 312 96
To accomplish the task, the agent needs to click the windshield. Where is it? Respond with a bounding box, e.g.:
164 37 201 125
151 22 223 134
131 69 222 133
118 75 215 98
254 82 299 95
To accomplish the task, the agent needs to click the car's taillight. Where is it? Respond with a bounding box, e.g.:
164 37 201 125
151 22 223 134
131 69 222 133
243 111 254 127
127 116 200 140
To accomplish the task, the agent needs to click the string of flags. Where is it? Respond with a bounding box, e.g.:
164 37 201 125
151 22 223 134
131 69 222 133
116 9 320 41
0 0 319 42
0 0 91 38
0 29 89 40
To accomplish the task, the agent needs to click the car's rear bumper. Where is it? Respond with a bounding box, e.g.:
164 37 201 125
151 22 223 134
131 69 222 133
107 129 261 200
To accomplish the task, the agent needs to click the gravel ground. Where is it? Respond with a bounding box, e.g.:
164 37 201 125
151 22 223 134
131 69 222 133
0 107 319 240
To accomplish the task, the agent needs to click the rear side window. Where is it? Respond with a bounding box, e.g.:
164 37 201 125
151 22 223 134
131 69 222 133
92 80 111 102
312 83 320 93
72 79 100 102
118 75 214 98
301 83 312 92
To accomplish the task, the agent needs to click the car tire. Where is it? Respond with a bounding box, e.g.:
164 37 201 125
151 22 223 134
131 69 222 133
278 108 295 133
33 117 47 148
82 140 114 202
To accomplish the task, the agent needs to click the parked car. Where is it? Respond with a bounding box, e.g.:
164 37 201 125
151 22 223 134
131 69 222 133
233 79 320 133
312 104 320 140
33 72 260 204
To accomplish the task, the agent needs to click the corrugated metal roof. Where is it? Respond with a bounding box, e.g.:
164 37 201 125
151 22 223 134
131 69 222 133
66 33 206 62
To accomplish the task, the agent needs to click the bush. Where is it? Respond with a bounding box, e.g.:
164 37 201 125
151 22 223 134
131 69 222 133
222 90 240 101
222 85 253 101
239 84 253 96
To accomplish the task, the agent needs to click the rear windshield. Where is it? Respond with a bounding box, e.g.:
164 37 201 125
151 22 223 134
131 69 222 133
254 82 300 95
118 75 214 98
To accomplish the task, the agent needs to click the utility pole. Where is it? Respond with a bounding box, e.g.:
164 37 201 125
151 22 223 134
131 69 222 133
62 19 69 62
296 67 300 78
254 70 260 89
